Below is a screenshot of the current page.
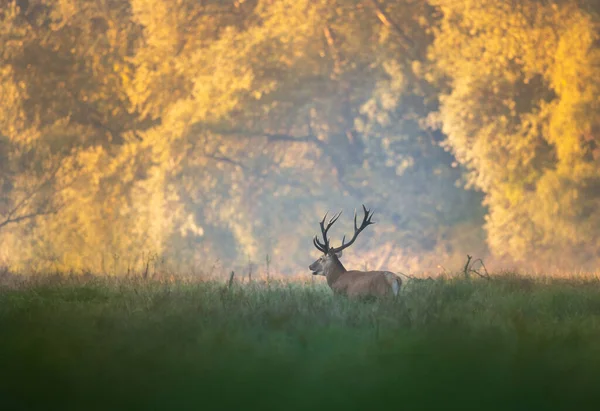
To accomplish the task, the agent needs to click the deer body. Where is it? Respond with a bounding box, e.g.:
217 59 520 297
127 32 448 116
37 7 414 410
309 205 402 299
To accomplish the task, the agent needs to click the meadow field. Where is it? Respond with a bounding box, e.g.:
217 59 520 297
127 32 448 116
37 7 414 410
2 270 600 411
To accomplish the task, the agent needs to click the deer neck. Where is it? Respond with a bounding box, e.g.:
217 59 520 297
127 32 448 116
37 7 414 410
325 255 347 287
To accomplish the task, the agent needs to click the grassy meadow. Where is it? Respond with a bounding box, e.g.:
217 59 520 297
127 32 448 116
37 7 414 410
2 270 600 410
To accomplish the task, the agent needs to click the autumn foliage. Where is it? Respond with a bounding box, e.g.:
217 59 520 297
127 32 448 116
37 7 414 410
0 0 598 274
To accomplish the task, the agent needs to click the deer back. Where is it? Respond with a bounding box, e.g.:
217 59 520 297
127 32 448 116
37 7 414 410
331 270 401 298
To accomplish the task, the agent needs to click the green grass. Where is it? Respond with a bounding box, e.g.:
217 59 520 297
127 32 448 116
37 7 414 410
2 273 600 410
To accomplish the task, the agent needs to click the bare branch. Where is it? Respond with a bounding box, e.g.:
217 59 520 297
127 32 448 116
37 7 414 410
463 254 473 279
204 126 322 146
323 25 341 76
262 133 319 144
462 255 491 280
0 158 67 232
0 207 59 230
202 153 247 170
471 258 491 280
367 0 417 58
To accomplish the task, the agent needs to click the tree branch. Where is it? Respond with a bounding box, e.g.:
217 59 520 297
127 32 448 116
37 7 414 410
0 207 58 230
202 153 247 170
262 133 323 146
200 127 364 198
207 126 324 147
0 159 65 232
323 25 342 76
368 0 417 58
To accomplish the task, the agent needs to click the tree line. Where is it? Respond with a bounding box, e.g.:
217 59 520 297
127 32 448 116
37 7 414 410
0 0 598 273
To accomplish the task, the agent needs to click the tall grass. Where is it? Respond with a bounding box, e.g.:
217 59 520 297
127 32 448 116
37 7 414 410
1 272 600 410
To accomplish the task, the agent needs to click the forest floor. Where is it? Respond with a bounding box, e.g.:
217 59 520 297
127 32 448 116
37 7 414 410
1 270 600 410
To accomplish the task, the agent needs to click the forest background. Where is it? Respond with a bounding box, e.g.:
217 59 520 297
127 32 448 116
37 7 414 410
1 0 599 276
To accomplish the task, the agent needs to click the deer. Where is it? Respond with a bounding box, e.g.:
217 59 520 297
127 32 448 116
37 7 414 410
309 205 402 299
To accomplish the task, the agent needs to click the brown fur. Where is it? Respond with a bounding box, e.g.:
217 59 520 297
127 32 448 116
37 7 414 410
310 252 402 299
330 270 402 298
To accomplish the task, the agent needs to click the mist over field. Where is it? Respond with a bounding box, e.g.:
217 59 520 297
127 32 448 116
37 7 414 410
3 3 600 409
1 0 600 276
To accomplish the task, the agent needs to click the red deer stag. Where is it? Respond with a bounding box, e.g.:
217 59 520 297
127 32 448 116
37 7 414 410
309 205 402 298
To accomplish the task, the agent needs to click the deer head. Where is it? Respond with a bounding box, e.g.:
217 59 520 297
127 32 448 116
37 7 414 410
309 205 375 277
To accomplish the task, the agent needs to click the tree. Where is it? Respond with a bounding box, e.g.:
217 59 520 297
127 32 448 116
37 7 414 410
428 0 600 269
126 0 484 271
0 0 485 273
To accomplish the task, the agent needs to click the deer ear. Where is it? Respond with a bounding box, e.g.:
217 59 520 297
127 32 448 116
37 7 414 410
335 250 343 258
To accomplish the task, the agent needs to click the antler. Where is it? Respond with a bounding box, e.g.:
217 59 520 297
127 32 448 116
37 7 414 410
330 205 375 254
313 210 343 253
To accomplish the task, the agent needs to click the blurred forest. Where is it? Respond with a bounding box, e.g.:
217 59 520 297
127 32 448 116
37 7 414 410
0 0 599 275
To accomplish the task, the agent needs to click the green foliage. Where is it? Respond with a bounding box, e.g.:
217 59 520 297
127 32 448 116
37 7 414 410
2 274 600 410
